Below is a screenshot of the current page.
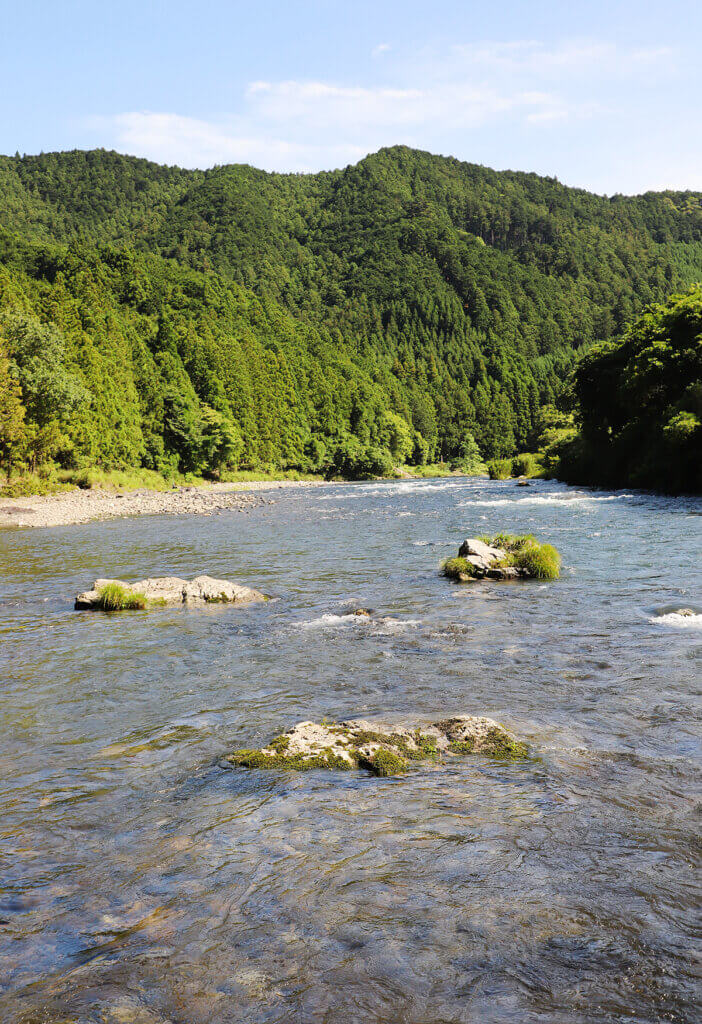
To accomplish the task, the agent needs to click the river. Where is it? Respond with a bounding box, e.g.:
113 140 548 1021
0 476 700 1023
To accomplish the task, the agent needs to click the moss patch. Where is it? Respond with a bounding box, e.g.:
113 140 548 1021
480 727 529 760
448 739 476 755
359 749 409 776
228 746 354 771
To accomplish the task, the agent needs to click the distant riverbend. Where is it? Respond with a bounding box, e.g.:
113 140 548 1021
0 476 700 1023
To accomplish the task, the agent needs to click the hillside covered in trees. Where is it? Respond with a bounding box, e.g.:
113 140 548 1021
0 146 701 483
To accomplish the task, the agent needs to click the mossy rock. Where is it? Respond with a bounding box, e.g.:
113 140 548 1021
226 715 530 777
75 574 267 610
443 535 561 582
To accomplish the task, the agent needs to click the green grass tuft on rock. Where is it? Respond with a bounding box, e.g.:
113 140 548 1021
441 556 478 581
95 583 148 611
509 541 561 580
483 533 561 580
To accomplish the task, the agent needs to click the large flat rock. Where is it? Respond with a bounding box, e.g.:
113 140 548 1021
75 574 266 610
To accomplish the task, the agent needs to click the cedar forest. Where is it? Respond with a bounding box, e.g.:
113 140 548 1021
0 146 700 491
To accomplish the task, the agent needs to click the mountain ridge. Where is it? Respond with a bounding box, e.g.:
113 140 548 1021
0 144 700 479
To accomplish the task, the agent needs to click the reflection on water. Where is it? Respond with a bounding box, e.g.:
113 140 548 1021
0 477 700 1023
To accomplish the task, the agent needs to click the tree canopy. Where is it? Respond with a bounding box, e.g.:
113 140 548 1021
556 287 702 493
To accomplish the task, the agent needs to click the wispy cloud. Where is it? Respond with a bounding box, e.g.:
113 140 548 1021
452 40 673 76
91 112 366 172
372 43 391 58
86 38 680 185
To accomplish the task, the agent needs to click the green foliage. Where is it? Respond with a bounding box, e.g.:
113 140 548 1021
405 462 453 478
489 532 536 550
95 583 147 611
0 333 25 479
508 542 561 580
487 458 513 479
557 286 702 492
441 556 478 580
327 435 394 479
0 147 700 481
482 533 562 580
379 410 414 463
0 472 73 497
511 452 541 477
487 452 545 478
450 431 487 473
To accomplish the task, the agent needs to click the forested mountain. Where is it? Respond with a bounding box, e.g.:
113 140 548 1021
0 146 701 480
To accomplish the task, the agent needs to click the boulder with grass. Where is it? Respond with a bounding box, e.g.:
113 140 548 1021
441 534 561 582
75 575 267 610
226 715 528 776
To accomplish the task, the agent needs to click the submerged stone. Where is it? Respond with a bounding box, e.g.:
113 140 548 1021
226 715 528 776
75 574 267 610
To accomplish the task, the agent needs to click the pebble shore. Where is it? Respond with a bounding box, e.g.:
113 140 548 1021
0 480 321 529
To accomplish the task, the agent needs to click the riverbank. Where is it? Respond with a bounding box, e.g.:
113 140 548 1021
0 479 323 529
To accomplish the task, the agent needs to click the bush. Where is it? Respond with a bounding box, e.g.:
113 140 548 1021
511 453 541 477
328 437 394 479
487 458 512 479
0 472 72 497
95 583 148 611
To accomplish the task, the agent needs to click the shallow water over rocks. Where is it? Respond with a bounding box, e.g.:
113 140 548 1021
0 477 700 1023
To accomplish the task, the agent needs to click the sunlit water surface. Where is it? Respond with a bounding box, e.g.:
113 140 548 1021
0 477 700 1023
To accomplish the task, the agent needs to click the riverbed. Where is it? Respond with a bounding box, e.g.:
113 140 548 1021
0 476 700 1023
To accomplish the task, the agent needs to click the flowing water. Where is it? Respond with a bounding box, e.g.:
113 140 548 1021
0 477 700 1024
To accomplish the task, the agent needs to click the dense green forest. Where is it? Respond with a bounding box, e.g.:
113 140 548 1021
555 287 702 493
0 146 701 485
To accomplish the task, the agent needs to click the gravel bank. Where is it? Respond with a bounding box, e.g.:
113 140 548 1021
0 480 322 529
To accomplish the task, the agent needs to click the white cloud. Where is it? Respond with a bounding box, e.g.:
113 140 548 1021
451 39 673 76
86 37 688 189
372 43 391 58
92 111 366 171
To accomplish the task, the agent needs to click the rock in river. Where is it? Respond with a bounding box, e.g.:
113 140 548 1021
442 533 561 582
75 575 267 610
227 715 528 776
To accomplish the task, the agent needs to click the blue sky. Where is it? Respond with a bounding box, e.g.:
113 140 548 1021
2 0 700 194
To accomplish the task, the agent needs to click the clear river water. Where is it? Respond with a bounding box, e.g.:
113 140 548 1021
0 476 700 1024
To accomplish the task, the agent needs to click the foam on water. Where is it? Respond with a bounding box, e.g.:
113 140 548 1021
651 611 702 629
295 613 421 633
317 479 468 500
459 493 635 508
